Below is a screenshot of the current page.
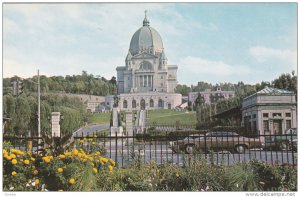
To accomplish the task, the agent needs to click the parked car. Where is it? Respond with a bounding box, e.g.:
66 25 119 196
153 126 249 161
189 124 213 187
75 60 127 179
264 128 297 151
169 131 263 154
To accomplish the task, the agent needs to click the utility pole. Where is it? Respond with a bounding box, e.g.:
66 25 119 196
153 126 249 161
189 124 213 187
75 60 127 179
38 70 41 143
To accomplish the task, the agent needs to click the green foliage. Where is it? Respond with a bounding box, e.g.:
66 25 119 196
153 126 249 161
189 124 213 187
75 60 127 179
174 84 191 96
3 93 87 137
225 163 261 191
3 71 116 96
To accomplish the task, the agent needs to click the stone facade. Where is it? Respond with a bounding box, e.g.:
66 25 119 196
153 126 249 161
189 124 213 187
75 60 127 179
105 92 182 110
111 12 181 110
242 87 297 135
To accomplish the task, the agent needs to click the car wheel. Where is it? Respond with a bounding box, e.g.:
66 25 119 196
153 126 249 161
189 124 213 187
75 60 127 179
185 144 195 154
235 145 247 153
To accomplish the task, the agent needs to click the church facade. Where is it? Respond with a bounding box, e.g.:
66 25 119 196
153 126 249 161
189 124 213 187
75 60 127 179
106 12 182 110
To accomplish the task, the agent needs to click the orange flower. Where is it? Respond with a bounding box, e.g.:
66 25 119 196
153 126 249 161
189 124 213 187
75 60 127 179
35 179 40 185
42 157 51 163
6 155 12 160
59 154 65 159
72 149 78 156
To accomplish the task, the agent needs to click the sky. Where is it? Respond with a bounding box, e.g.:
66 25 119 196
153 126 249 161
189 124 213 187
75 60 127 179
2 2 297 85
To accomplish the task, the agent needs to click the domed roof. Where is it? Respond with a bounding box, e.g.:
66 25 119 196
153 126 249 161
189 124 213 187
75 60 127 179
129 12 163 56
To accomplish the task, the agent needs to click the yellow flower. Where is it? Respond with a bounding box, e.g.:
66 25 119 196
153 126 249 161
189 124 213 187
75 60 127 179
11 159 17 165
59 154 65 159
100 157 108 163
176 173 180 177
3 149 8 155
31 157 35 162
108 158 116 166
27 151 32 155
10 149 16 153
90 162 94 167
6 155 12 160
11 171 17 176
79 140 84 144
58 190 63 191
95 151 100 156
43 157 50 163
10 154 16 159
92 142 96 145
35 179 40 185
72 149 78 156
108 165 113 172
24 160 30 165
33 170 38 175
93 168 98 174
57 168 63 173
156 169 160 174
69 178 75 185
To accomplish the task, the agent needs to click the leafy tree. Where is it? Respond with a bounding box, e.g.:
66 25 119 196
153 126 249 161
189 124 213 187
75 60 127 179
14 96 31 136
175 84 191 96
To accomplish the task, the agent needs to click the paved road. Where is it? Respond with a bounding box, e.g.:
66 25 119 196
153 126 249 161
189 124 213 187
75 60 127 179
73 123 110 137
93 140 297 167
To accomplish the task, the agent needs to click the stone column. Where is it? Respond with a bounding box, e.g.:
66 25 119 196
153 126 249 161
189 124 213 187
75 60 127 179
132 71 135 89
51 112 61 137
146 75 149 87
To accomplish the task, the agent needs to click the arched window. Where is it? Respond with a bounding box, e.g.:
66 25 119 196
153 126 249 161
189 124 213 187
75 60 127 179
123 100 127 109
150 99 154 108
132 99 136 108
158 99 164 108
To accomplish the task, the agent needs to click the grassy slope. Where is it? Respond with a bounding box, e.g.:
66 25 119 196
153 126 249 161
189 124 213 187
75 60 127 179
147 109 196 125
89 109 196 125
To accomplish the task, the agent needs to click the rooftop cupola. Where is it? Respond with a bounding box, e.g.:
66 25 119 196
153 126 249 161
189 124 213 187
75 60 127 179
143 10 150 26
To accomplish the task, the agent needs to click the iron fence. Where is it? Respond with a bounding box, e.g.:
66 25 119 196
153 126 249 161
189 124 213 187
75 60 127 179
3 130 297 168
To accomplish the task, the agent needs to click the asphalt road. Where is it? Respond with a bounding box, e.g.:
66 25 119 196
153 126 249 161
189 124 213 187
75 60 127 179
96 140 297 167
73 123 110 137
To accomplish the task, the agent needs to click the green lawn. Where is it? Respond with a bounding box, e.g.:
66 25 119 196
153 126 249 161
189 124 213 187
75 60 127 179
88 109 196 125
147 109 196 125
88 112 111 124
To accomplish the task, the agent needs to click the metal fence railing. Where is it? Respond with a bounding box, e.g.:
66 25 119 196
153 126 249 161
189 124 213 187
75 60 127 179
3 130 297 168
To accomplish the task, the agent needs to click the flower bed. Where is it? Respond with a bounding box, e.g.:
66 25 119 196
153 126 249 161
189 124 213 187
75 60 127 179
3 146 115 191
3 140 297 191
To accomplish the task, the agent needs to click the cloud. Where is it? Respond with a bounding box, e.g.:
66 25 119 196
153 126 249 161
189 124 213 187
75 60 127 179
177 56 252 84
249 46 297 66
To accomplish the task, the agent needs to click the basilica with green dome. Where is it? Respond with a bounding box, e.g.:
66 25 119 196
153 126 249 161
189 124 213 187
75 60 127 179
106 12 182 110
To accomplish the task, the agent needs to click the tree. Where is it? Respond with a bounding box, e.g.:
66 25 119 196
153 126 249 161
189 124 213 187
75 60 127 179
14 96 31 136
175 84 191 96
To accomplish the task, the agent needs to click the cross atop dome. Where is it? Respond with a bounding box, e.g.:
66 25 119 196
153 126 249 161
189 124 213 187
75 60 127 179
143 10 150 26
